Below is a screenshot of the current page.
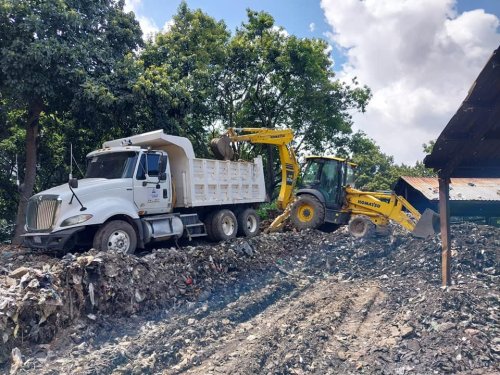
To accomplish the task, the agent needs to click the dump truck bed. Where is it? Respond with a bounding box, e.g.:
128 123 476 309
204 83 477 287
185 157 266 208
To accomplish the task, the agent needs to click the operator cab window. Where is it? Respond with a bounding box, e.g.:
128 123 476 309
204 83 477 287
346 165 356 188
319 160 339 202
136 153 161 180
302 160 322 185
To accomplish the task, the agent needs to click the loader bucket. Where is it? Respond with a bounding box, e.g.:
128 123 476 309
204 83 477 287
412 208 440 238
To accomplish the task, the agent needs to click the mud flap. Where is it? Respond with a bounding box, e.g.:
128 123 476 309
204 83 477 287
412 208 440 238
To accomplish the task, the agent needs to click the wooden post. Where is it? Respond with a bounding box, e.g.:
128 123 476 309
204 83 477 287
439 176 451 286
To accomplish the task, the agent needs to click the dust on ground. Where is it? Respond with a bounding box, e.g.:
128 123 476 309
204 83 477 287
0 223 498 374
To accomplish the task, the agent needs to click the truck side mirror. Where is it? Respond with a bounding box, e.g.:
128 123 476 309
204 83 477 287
69 178 78 189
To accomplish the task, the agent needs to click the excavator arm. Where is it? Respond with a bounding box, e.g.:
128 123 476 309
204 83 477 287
214 127 300 211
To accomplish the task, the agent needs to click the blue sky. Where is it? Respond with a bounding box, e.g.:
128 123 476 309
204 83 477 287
129 0 499 71
126 1 500 163
148 0 349 68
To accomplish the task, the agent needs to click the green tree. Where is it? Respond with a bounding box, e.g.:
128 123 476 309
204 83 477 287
422 140 435 154
220 10 370 193
137 2 230 155
0 0 142 243
349 132 397 191
349 132 436 191
130 5 371 196
0 98 24 241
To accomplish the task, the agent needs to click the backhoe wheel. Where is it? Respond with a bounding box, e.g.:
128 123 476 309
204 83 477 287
211 209 238 241
237 208 260 238
290 195 325 230
93 220 137 254
348 216 375 239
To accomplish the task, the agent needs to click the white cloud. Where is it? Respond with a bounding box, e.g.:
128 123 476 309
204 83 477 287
138 16 160 40
320 0 500 164
272 25 289 37
163 19 175 33
124 0 142 14
125 0 160 39
309 22 316 32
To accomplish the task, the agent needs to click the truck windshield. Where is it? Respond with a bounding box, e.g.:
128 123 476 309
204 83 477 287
85 152 138 179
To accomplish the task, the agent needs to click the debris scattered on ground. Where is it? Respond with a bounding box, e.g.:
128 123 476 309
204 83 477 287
0 222 498 374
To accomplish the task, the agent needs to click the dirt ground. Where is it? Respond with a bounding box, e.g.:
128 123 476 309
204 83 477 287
0 223 498 374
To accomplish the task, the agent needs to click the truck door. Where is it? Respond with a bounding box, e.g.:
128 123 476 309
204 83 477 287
133 151 172 214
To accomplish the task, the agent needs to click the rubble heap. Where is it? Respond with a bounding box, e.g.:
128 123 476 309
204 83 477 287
0 222 498 374
0 232 325 363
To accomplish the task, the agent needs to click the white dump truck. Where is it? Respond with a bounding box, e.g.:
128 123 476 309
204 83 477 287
22 130 266 253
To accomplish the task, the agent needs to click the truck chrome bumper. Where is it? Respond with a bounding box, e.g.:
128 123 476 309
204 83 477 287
22 227 84 251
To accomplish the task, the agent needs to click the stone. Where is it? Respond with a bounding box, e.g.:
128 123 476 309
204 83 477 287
399 325 414 338
8 267 30 279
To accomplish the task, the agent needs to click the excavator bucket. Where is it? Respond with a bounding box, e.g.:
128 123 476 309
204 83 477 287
210 135 234 160
412 208 440 238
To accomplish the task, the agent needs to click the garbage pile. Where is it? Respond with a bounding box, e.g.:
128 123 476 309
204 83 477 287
0 222 498 374
273 223 499 374
0 232 327 364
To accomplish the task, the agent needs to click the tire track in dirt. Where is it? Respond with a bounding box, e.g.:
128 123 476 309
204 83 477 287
309 285 387 373
20 273 299 374
22 274 383 374
173 279 382 375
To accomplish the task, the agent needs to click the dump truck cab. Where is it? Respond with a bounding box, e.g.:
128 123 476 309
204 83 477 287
85 147 173 215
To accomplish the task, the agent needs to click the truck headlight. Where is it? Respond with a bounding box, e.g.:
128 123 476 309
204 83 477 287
61 214 93 227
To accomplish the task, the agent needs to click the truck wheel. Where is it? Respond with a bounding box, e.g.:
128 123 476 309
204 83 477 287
204 211 216 241
93 220 137 254
348 216 375 238
290 195 325 230
237 208 260 237
211 209 238 241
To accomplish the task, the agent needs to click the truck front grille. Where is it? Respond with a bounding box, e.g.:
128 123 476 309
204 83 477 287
26 195 60 231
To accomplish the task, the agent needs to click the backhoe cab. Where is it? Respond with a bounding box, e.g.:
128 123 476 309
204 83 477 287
291 156 440 239
290 156 356 231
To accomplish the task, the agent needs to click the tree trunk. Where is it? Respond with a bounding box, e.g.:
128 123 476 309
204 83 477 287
12 97 44 245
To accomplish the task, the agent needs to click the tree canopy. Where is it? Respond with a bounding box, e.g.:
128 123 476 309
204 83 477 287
0 1 433 243
349 132 436 191
0 0 143 243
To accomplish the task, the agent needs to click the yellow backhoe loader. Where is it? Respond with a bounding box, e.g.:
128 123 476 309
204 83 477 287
212 128 439 238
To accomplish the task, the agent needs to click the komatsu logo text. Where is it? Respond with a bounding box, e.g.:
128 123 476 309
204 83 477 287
357 200 381 208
